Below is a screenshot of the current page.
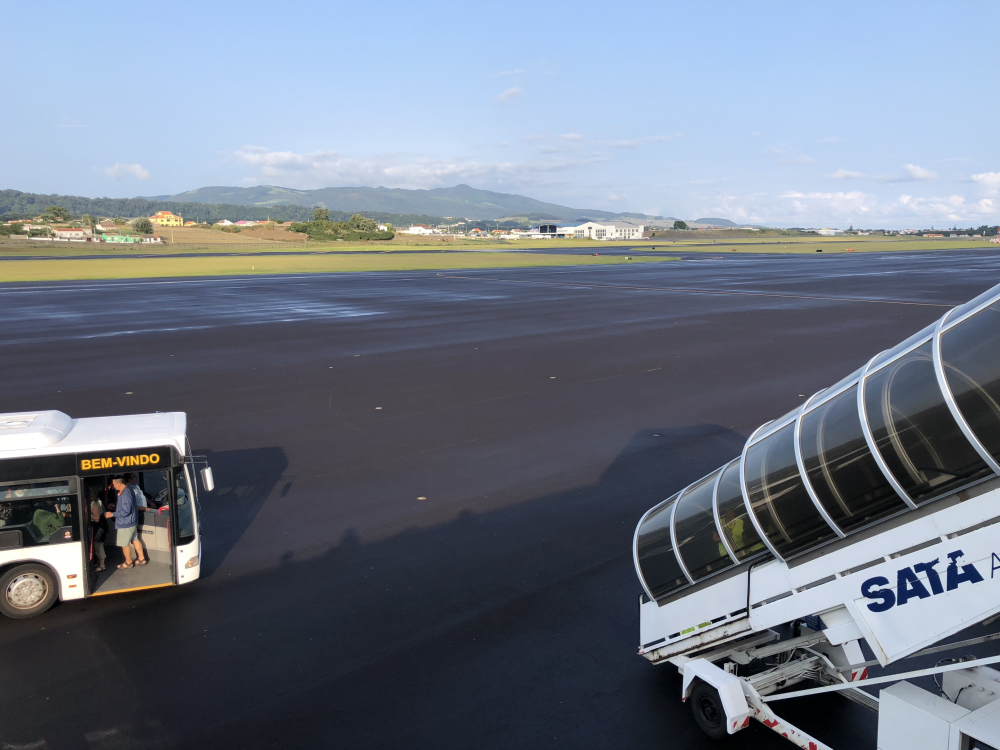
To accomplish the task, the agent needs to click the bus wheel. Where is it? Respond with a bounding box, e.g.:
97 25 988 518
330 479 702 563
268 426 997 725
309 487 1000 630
690 682 729 740
0 564 58 619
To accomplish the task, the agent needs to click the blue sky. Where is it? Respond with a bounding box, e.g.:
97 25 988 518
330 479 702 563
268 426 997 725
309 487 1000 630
4 0 999 228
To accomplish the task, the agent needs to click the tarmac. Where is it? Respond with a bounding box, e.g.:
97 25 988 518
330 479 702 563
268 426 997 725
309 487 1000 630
2 249 999 749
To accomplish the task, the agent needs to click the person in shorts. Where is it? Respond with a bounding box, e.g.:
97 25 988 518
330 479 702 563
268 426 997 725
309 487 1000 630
104 476 147 569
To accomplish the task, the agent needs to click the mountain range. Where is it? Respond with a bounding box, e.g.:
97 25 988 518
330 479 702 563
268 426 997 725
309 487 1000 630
693 217 738 228
144 184 668 222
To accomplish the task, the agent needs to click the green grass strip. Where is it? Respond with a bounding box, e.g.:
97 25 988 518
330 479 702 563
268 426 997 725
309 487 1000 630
0 252 676 283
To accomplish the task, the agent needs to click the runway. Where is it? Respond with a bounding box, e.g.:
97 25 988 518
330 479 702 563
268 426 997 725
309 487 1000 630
2 249 1000 749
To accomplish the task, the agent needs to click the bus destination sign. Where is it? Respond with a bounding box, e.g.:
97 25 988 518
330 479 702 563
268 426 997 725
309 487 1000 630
77 446 176 475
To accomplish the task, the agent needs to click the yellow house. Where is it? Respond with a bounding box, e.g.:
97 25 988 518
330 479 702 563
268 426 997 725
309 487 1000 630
150 210 183 227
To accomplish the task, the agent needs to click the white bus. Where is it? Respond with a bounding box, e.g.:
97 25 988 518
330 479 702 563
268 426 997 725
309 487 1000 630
0 410 212 618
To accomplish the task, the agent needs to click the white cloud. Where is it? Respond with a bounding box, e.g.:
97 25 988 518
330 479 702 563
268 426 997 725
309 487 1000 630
540 135 583 154
765 144 813 163
520 134 546 142
104 162 150 180
773 190 996 224
495 87 523 103
875 164 938 183
828 169 864 179
497 69 524 76
751 132 761 137
778 191 872 215
686 192 769 226
607 193 627 201
902 163 937 181
56 115 83 128
604 133 681 149
688 182 999 229
233 146 610 191
890 194 973 221
972 171 1000 196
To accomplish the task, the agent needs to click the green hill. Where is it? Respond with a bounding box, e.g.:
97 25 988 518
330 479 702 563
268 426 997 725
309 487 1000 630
0 190 440 227
693 217 738 227
144 184 663 222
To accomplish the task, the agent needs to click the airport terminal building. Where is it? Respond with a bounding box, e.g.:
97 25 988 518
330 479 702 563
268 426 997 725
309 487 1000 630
529 220 646 240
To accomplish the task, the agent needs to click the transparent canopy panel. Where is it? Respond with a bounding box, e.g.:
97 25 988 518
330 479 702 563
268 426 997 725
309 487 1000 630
799 384 909 533
744 423 839 558
715 459 766 561
673 469 733 581
635 494 687 599
864 341 992 504
944 282 1000 326
941 301 1000 464
808 367 863 406
868 322 937 371
634 285 1000 595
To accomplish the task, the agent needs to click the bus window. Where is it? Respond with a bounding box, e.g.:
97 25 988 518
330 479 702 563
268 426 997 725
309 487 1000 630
173 467 196 546
139 470 170 507
0 480 78 547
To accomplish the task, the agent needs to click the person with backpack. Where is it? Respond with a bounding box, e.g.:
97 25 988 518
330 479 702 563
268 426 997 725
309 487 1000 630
104 475 148 569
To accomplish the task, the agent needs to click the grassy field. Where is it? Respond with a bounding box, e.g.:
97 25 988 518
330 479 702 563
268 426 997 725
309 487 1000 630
646 235 1000 254
1 233 996 260
153 225 308 245
0 251 676 283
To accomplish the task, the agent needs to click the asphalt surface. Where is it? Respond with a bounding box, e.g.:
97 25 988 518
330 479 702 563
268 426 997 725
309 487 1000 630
2 249 1000 750
4 238 997 261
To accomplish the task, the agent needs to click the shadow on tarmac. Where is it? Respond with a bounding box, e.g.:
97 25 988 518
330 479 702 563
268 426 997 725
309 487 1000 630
159 422 844 750
197 447 288 576
0 424 874 750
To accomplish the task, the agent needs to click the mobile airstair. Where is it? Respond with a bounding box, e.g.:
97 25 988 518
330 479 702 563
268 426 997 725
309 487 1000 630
633 282 1000 749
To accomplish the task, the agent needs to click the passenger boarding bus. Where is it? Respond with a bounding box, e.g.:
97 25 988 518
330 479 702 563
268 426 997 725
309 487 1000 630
0 411 212 619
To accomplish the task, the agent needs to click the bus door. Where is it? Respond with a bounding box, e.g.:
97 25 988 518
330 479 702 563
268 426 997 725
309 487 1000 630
172 464 200 583
83 468 176 596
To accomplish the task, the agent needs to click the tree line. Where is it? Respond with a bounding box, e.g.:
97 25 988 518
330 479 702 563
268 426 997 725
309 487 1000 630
0 190 446 228
288 210 394 241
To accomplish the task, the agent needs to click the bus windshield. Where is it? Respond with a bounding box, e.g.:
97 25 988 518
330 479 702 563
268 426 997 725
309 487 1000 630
173 466 196 546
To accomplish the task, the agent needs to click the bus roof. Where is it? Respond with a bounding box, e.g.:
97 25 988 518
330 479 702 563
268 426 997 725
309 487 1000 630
0 411 187 458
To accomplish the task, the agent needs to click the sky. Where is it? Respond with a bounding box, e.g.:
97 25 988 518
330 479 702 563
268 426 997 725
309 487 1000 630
4 0 999 228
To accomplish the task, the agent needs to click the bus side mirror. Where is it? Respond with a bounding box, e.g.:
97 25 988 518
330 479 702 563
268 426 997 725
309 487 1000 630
200 466 215 493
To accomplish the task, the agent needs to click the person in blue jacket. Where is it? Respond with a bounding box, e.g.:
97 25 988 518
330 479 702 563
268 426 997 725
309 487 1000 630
104 475 148 569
